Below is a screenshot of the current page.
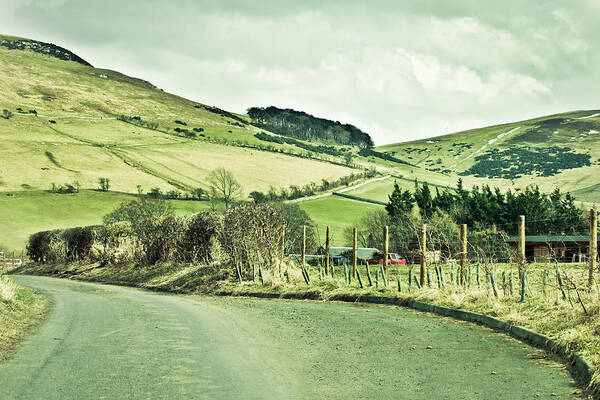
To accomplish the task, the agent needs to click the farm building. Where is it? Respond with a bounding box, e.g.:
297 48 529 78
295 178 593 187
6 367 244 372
505 235 597 263
316 247 380 264
289 247 379 266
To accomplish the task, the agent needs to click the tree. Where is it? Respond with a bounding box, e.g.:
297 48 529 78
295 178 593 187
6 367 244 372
386 182 413 217
343 152 354 166
207 168 242 209
249 190 267 204
275 203 319 254
98 177 110 192
193 187 206 201
413 181 434 218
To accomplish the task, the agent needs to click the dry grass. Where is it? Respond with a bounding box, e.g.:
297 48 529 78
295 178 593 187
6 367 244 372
0 275 49 361
0 277 17 301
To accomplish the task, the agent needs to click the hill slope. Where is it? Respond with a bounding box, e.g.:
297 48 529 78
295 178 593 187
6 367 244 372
378 110 600 202
0 34 356 195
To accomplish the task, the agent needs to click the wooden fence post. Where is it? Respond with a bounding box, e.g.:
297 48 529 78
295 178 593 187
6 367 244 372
420 224 427 286
384 225 389 282
460 224 467 286
518 215 526 279
353 227 358 279
301 225 306 267
325 226 330 275
589 209 597 288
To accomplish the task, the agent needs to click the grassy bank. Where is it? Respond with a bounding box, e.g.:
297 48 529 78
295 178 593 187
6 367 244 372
15 260 599 397
0 276 49 361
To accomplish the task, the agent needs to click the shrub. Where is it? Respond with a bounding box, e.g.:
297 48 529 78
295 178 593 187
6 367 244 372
27 230 62 263
275 203 318 254
61 226 96 261
94 222 132 265
104 198 175 264
178 212 224 263
220 204 284 268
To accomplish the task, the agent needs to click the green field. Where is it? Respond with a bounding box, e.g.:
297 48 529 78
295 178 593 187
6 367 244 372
298 196 384 246
0 190 211 250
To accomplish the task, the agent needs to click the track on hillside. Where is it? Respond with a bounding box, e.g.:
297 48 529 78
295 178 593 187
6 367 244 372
1 276 576 399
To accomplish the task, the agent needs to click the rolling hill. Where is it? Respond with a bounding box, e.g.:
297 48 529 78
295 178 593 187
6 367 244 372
0 34 389 249
2 33 598 251
377 110 600 202
0 34 361 196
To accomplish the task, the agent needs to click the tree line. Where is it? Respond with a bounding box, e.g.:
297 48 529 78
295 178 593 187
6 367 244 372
388 179 586 235
247 106 374 148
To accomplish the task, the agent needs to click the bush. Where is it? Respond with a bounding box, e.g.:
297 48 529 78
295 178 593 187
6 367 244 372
27 230 61 263
104 198 176 264
275 203 318 254
178 212 224 263
61 226 96 261
220 204 284 268
94 222 132 265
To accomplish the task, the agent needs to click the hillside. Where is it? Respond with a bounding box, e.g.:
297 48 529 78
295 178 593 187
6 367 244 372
0 34 361 196
377 110 600 202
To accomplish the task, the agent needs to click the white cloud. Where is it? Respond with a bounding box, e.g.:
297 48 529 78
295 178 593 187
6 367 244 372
0 1 598 144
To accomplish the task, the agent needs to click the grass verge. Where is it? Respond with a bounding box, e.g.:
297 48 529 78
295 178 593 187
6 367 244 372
14 261 599 398
0 275 50 362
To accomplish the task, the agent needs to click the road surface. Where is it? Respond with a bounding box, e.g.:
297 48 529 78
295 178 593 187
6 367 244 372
1 276 577 399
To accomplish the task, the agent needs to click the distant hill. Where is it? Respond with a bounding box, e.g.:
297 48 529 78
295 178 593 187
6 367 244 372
247 106 374 148
377 110 600 202
1 35 93 67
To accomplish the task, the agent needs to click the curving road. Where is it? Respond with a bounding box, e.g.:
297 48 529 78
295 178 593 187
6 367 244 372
2 276 576 399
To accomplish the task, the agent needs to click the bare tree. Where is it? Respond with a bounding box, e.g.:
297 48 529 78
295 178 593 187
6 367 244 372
207 167 242 209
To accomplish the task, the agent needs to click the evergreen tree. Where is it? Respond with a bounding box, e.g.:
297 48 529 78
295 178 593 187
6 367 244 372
386 182 413 217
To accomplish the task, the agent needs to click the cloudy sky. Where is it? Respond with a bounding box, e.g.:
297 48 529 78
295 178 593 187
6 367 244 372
2 1 599 144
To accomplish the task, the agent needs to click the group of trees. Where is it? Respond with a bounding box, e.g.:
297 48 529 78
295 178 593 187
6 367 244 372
249 169 378 204
247 106 374 148
346 179 585 262
50 181 80 194
387 179 586 235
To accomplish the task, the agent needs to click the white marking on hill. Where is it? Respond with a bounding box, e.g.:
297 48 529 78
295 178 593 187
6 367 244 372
460 126 521 163
577 113 600 119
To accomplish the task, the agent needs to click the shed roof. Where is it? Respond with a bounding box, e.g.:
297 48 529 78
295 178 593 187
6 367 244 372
318 246 380 260
505 235 590 243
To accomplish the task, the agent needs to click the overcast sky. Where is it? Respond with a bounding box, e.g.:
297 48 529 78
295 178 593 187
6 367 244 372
2 1 599 144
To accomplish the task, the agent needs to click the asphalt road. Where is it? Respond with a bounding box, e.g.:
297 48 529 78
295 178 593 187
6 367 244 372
1 276 577 399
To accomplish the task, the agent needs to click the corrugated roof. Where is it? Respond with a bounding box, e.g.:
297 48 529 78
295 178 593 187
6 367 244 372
318 246 380 260
505 235 591 243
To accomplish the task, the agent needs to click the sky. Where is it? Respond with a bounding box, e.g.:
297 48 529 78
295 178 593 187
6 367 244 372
2 0 599 145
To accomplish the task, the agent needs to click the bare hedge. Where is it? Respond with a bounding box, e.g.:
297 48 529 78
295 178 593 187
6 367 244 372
26 204 284 268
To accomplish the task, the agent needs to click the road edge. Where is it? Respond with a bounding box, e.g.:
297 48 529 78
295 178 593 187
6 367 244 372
216 290 593 390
